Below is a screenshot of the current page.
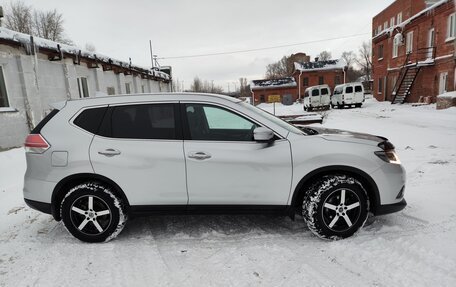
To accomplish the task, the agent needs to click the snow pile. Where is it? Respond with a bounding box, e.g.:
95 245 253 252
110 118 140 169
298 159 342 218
294 58 346 72
1 98 456 286
250 77 297 89
437 91 456 99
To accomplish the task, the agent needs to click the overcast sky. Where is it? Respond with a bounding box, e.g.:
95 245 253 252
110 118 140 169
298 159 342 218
18 0 394 91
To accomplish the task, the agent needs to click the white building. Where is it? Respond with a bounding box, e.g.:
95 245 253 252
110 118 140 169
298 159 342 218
0 27 171 150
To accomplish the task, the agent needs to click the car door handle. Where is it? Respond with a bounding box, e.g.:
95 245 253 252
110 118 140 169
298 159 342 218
188 152 211 160
98 148 121 157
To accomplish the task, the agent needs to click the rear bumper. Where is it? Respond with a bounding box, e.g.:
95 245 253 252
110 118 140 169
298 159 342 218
24 198 52 215
375 199 407 215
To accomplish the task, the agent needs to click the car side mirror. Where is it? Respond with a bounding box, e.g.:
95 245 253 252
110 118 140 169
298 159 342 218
253 127 274 142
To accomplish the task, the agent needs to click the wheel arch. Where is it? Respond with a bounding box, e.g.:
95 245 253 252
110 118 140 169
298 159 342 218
51 173 130 221
290 165 380 214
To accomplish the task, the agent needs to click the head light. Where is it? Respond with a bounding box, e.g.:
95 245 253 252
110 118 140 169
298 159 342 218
374 150 401 164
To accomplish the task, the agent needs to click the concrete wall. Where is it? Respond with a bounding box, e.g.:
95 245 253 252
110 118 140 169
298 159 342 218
0 45 171 149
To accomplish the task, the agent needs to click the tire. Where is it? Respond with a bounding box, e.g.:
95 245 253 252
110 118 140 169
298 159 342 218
356 103 362 108
61 182 127 243
304 106 308 111
302 175 369 240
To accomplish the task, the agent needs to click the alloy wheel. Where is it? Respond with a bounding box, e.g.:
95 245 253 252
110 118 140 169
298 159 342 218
321 188 361 232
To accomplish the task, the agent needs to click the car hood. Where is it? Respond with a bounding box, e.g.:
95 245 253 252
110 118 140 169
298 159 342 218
297 126 386 146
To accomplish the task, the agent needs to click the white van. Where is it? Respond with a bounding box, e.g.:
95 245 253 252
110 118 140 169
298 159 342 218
303 85 331 111
331 83 365 108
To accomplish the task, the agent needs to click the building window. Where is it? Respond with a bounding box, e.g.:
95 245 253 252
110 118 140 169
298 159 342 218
335 75 341 85
406 31 413 54
318 76 324 85
378 78 383 94
77 77 89 98
397 12 402 24
260 95 265 103
390 17 395 27
393 38 399 58
447 13 456 40
125 83 131 94
378 25 382 33
378 44 384 60
0 67 10 108
107 87 115 95
303 77 309 86
384 21 388 30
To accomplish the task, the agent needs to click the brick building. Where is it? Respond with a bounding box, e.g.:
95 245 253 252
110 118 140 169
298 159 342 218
250 77 297 105
372 0 455 103
293 59 346 100
250 58 347 105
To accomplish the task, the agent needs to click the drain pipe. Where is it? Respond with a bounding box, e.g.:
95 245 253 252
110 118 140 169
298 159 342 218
298 70 303 101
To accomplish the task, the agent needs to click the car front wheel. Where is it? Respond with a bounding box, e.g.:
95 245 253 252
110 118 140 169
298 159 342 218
303 175 369 239
60 182 127 242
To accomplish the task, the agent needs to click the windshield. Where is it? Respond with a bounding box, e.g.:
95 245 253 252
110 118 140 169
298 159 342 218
239 102 305 135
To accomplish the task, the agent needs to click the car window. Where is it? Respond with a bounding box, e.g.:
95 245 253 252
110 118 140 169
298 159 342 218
185 104 258 141
334 87 343 95
73 107 107 134
321 88 329 95
345 86 353 93
100 104 177 139
304 91 310 97
355 85 363 92
312 89 319 96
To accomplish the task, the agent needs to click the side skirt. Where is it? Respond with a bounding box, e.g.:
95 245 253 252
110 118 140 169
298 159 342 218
130 205 294 218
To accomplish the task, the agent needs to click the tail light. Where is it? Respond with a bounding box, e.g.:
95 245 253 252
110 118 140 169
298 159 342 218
25 134 50 153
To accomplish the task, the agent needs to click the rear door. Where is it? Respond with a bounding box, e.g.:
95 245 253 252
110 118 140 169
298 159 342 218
344 85 354 103
89 102 188 205
182 102 292 205
354 84 364 103
320 87 330 106
311 88 321 107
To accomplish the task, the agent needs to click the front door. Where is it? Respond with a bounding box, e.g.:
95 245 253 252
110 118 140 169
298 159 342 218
182 103 292 205
90 102 188 206
439 72 448 94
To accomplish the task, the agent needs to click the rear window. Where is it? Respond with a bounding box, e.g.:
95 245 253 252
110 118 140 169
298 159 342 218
31 109 59 134
99 104 179 140
334 87 343 95
345 86 353 93
73 107 108 134
355 85 363 92
311 89 319 96
321 88 329 95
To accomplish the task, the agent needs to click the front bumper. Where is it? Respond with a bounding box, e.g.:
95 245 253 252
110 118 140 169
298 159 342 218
375 199 407 215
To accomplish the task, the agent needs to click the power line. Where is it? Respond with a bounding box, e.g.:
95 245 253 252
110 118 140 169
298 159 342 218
157 32 370 60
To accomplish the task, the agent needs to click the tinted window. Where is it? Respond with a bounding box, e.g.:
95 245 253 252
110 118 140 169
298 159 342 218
345 86 354 93
32 109 60 134
321 88 329 95
102 104 177 139
73 107 107 134
334 87 343 95
355 85 363 92
312 89 320 97
185 104 257 141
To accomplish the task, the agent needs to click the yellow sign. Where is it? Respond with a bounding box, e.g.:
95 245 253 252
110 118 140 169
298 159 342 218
268 95 281 103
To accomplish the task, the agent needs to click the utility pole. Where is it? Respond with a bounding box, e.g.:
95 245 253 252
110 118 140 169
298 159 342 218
149 40 154 69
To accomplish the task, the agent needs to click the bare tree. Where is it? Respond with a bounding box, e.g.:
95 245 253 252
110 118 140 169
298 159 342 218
33 9 73 44
4 1 33 34
341 51 356 68
190 77 223 93
355 41 372 81
4 2 73 44
265 55 293 79
318 51 332 61
239 77 250 97
85 43 96 52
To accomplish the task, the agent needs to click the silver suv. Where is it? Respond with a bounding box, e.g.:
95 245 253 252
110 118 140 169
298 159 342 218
24 93 406 242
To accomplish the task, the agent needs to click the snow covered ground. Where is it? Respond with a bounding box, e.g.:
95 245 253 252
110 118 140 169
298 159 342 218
1 98 456 286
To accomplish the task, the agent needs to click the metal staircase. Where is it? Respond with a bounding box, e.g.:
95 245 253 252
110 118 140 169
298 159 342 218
391 47 435 104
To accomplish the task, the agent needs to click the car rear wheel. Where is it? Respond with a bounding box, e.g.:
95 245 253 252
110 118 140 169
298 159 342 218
302 175 369 239
60 182 127 242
